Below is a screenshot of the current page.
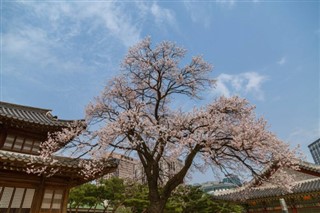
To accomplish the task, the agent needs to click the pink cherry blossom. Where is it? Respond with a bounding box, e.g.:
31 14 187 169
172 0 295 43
32 37 300 213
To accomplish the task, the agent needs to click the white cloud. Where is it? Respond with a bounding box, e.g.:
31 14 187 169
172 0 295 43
3 1 177 75
277 56 286 65
2 1 178 97
243 72 266 93
26 2 142 47
183 2 213 28
215 76 232 98
78 3 141 47
17 1 176 48
8 1 177 49
213 72 268 100
151 2 176 27
2 24 91 74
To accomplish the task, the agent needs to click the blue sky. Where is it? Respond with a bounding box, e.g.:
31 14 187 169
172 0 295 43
1 1 319 183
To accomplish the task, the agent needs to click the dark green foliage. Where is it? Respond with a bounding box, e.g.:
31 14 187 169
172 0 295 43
68 183 103 212
165 185 243 213
69 179 242 213
100 177 126 211
68 177 126 212
124 184 149 213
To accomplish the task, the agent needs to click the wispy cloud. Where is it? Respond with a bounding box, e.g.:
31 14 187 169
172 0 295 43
2 23 93 77
183 2 213 28
21 2 142 47
215 0 236 8
216 0 258 6
79 3 142 47
151 2 176 27
213 72 268 100
2 1 178 104
2 1 177 78
277 56 287 65
288 128 319 142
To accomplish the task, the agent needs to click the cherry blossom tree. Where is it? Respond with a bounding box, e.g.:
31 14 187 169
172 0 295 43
37 37 299 213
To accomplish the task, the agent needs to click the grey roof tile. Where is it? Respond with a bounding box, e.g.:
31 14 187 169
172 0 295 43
0 150 118 172
0 101 80 128
215 178 320 201
214 161 320 201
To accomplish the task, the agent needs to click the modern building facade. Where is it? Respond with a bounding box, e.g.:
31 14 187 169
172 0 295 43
103 152 183 184
308 138 320 165
0 101 118 213
103 153 140 181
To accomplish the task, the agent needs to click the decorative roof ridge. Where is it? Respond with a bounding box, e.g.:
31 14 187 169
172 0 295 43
214 174 320 197
0 149 119 185
0 149 118 168
0 101 84 127
215 161 320 197
294 176 320 185
299 160 320 171
214 185 245 196
242 159 320 188
0 101 51 113
0 149 70 163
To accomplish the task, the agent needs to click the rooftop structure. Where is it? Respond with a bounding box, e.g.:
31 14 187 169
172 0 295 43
200 175 241 195
0 101 118 213
201 181 239 195
0 101 78 132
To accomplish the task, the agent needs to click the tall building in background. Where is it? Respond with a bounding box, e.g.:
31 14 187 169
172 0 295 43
308 138 320 165
103 153 140 181
103 152 183 184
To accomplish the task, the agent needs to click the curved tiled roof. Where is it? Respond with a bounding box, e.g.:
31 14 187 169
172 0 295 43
0 101 80 128
0 149 118 179
299 160 320 172
214 161 320 202
215 178 320 201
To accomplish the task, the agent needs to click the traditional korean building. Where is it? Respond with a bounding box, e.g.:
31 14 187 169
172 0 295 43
214 161 320 213
0 101 118 213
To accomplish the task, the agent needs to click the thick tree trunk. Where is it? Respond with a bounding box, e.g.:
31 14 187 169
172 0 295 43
146 200 166 213
145 145 202 213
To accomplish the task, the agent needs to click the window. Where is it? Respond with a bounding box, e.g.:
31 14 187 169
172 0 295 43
13 137 24 151
3 134 40 154
0 187 35 213
23 139 33 152
40 189 64 213
3 135 14 150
